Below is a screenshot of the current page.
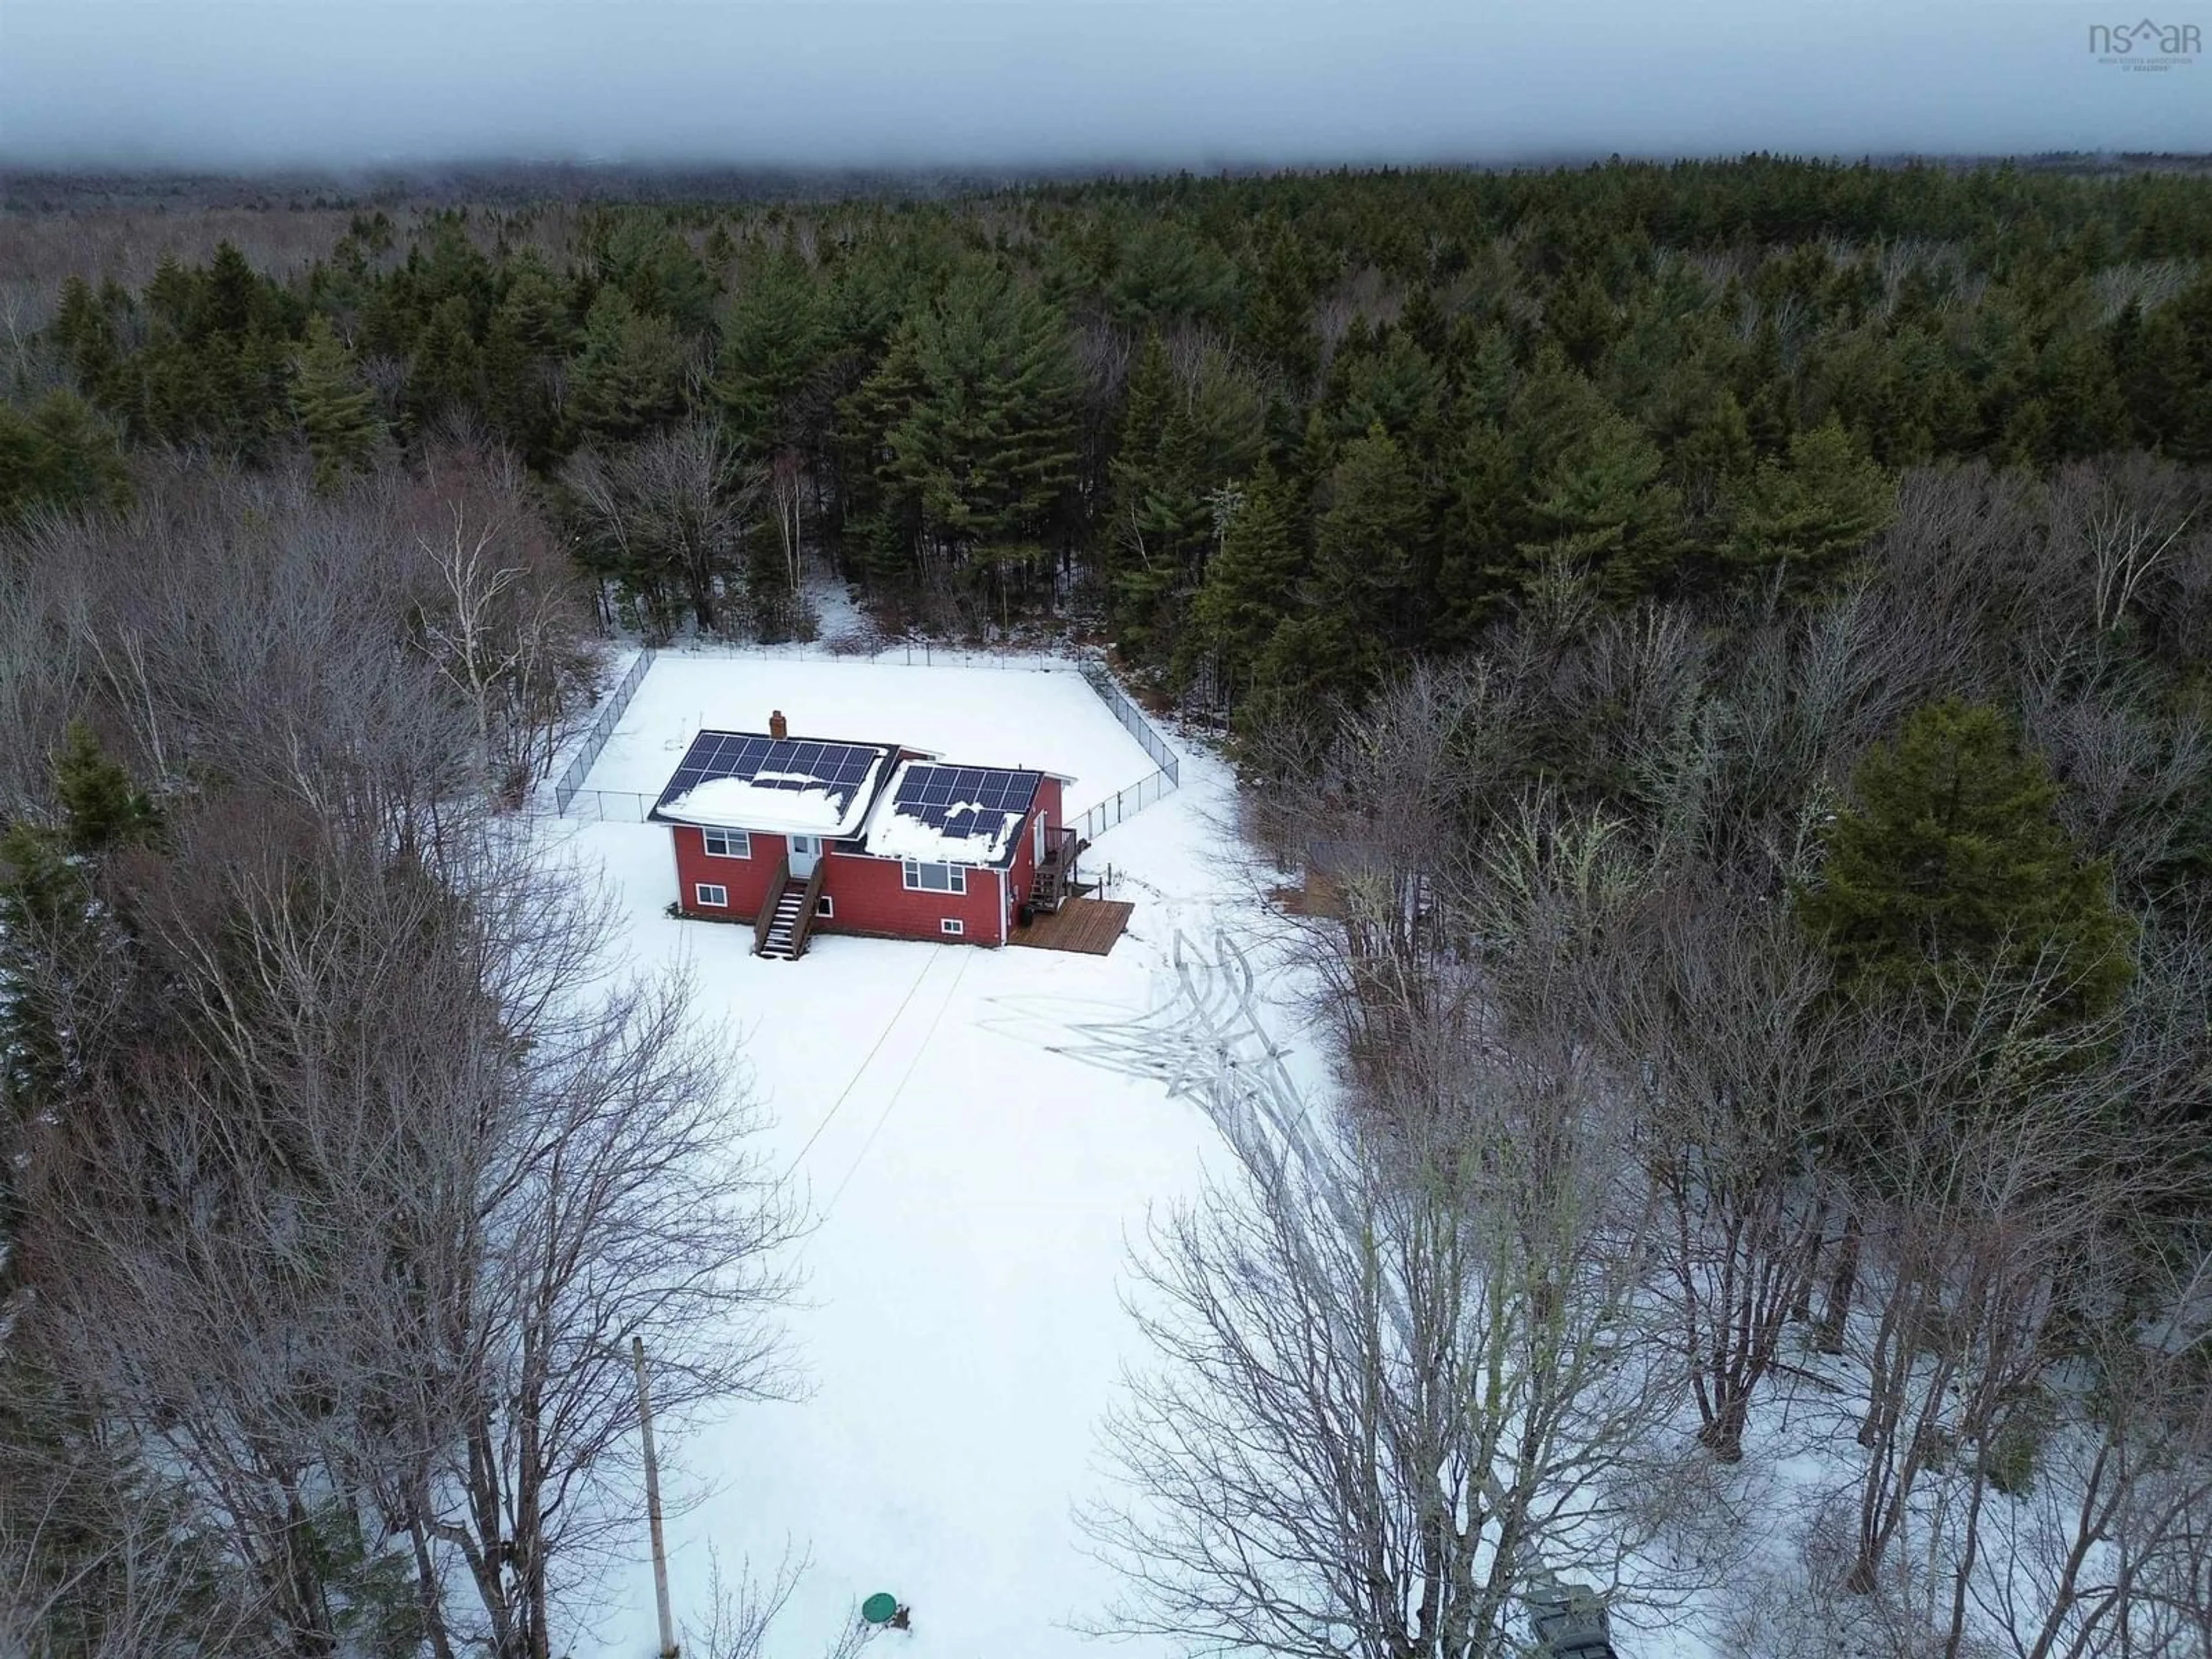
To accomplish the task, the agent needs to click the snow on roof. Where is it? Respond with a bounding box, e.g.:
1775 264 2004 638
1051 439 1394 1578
860 759 1045 868
865 802 1028 866
658 774 876 838
650 730 892 838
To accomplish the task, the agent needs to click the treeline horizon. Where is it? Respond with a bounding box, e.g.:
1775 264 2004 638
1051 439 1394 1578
7 147 2212 210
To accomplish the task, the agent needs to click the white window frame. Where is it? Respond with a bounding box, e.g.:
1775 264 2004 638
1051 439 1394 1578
815 894 835 919
902 861 967 894
702 828 751 859
940 918 964 936
694 882 729 908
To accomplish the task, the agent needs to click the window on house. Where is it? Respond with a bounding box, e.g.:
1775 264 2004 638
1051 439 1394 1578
903 861 966 893
695 882 729 908
702 828 751 859
815 895 835 918
940 918 964 936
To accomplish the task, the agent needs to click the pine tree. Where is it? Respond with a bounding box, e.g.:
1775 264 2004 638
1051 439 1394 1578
566 288 688 446
0 393 131 525
1513 408 1685 604
291 316 384 490
713 252 829 451
1798 699 2134 1021
1182 461 1303 702
51 276 120 392
1310 426 1425 647
1722 416 1896 593
884 263 1080 582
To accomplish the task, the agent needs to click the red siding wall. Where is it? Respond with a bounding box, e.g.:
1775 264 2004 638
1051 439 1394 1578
816 844 1004 944
670 825 787 919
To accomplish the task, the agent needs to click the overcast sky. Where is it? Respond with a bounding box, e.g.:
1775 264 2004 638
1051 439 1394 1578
1 0 2205 171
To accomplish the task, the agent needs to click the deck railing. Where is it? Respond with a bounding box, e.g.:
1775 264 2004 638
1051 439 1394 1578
790 858 831 957
1033 826 1081 912
752 854 790 956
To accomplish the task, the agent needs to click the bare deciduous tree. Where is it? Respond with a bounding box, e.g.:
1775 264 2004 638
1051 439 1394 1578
1595 887 1854 1462
562 421 762 641
1967 1254 2212 1659
1828 958 2173 1613
1088 937 1681 1659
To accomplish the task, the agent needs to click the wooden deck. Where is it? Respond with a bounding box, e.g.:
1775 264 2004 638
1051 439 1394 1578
1009 896 1134 956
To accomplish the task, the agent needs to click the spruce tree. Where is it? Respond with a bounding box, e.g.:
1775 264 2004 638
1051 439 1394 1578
1236 611 1390 766
403 295 486 436
1330 332 1445 449
1240 223 1319 389
479 255 575 459
1799 699 2133 1021
291 316 384 490
51 721 161 854
1105 336 1267 664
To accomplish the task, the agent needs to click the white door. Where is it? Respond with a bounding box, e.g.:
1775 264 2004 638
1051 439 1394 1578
788 835 821 878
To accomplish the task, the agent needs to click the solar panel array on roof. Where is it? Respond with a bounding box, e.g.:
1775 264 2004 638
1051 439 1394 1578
656 733 886 812
888 764 1040 838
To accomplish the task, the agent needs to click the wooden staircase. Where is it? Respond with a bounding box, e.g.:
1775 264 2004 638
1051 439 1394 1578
1032 827 1080 915
753 854 831 961
757 880 809 959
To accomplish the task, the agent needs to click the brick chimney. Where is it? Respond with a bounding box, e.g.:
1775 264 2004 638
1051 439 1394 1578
769 710 789 740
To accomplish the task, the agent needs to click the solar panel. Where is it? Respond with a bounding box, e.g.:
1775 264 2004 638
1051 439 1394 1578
654 732 889 817
887 763 1040 843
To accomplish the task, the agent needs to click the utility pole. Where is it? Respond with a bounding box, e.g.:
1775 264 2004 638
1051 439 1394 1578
634 1335 678 1659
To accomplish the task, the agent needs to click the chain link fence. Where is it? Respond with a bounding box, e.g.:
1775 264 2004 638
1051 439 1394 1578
1071 661 1181 844
545 649 655 815
1074 770 1178 844
1078 662 1180 787
558 788 659 823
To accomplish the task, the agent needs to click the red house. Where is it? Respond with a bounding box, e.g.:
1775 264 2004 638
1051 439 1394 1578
650 711 1078 958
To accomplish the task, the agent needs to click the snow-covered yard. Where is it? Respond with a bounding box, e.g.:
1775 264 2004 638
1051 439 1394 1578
539 651 1293 1659
530 647 2149 1659
570 652 1165 822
